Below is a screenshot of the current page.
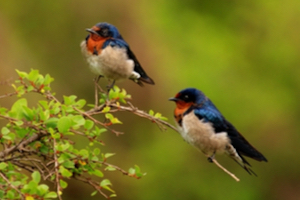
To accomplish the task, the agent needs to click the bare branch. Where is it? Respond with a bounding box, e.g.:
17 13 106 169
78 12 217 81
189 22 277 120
53 139 63 200
207 155 240 182
73 176 109 199
0 91 18 99
0 171 25 199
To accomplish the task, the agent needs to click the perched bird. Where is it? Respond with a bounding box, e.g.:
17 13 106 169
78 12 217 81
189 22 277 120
81 22 155 87
169 88 267 175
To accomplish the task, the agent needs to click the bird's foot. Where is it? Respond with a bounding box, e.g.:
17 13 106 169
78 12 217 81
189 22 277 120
94 75 104 108
106 80 116 93
207 152 216 163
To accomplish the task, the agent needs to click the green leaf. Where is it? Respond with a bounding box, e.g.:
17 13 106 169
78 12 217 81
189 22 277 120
1 127 10 135
93 127 107 136
37 184 49 196
100 179 115 193
93 148 100 155
0 107 7 115
91 190 98 196
63 95 77 105
71 115 85 129
28 69 39 82
105 113 122 124
102 106 111 113
56 142 70 152
128 165 145 178
22 106 34 121
44 74 54 85
79 149 89 159
75 99 86 109
59 166 72 178
39 109 50 121
39 100 49 110
15 69 28 78
27 85 34 92
0 162 8 170
35 74 45 86
104 153 115 159
9 98 28 119
6 190 15 199
100 179 112 187
62 160 75 169
57 116 72 133
44 191 58 198
32 171 41 184
92 169 104 177
60 179 68 189
105 166 116 171
3 133 16 141
84 120 94 130
44 117 59 129
148 110 154 116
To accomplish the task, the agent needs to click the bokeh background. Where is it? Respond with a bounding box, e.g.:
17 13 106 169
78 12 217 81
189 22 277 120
1 1 300 199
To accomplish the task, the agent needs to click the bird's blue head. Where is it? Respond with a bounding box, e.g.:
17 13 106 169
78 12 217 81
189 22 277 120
169 88 207 105
86 22 121 39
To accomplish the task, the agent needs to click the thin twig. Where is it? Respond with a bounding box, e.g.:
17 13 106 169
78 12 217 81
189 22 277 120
73 176 109 199
74 107 123 136
100 161 128 176
53 139 63 200
208 156 240 182
0 133 44 158
0 91 18 99
0 171 25 199
110 103 178 132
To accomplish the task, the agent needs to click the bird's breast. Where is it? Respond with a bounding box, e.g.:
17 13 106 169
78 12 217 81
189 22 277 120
86 37 107 55
179 112 230 154
81 41 135 80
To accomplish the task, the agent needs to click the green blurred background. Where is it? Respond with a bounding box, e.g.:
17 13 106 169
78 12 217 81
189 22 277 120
1 0 300 199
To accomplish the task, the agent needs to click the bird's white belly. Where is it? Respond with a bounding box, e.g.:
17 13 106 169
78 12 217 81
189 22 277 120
179 112 230 155
81 42 136 81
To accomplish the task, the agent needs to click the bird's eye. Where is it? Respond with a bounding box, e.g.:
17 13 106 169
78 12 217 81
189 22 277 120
99 28 109 37
183 95 189 100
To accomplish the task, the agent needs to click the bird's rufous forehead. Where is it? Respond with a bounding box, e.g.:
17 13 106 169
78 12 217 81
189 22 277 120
175 93 181 98
91 26 100 31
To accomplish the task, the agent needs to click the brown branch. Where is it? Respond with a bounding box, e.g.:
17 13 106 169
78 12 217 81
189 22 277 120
111 102 178 131
53 139 63 200
100 161 129 176
0 171 25 199
207 156 240 182
0 133 45 158
10 161 36 173
74 107 123 136
73 175 109 199
0 91 18 99
85 101 178 133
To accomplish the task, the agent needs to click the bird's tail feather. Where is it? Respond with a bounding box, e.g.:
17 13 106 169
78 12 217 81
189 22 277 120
226 145 257 176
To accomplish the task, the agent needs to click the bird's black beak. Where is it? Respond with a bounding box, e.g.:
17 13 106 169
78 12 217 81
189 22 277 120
169 97 179 102
86 28 100 36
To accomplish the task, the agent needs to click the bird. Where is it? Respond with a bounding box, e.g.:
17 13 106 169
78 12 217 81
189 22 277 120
169 88 267 175
80 22 155 88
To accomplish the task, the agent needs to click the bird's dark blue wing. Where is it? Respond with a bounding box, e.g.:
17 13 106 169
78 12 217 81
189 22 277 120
103 38 154 85
193 102 228 132
126 47 154 85
223 119 268 162
193 101 267 162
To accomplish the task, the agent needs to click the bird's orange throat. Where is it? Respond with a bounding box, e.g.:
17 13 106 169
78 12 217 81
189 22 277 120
174 101 193 125
86 36 107 55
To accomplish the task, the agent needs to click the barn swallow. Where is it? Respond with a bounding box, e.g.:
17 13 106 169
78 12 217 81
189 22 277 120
169 88 267 175
81 22 155 88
